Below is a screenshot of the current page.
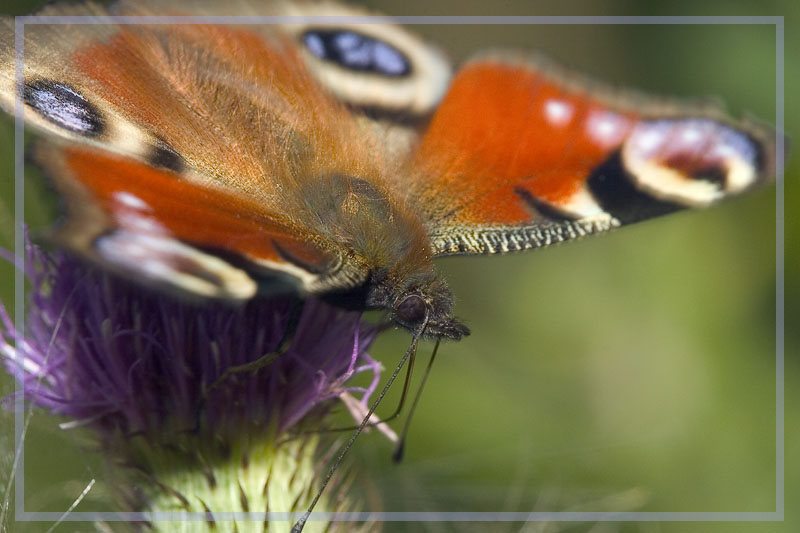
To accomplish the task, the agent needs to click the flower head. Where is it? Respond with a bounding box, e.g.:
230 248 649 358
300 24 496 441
1 237 384 530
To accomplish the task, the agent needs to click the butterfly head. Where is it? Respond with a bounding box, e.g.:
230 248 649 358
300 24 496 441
388 281 470 341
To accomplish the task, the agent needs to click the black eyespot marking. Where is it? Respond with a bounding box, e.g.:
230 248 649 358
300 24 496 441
689 165 727 187
395 294 427 325
302 30 411 77
271 239 328 275
514 186 575 222
149 142 185 173
588 151 683 225
22 80 104 136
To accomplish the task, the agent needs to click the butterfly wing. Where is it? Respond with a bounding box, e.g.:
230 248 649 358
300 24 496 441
2 2 778 301
410 54 776 256
2 2 425 299
33 144 337 299
0 0 456 300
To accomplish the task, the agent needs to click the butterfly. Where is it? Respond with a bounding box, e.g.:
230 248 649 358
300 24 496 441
0 0 777 343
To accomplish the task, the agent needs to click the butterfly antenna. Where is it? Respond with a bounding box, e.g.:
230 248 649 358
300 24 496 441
291 318 428 533
391 337 440 463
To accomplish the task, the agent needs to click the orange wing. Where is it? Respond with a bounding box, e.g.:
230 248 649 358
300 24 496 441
2 3 413 300
411 55 776 255
38 145 334 299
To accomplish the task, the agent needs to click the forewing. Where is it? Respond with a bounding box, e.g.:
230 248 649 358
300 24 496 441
411 54 776 255
0 2 379 298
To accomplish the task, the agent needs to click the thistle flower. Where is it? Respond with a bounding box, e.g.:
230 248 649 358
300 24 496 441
1 236 385 532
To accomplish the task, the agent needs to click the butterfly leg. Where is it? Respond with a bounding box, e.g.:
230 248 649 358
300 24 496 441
191 300 303 432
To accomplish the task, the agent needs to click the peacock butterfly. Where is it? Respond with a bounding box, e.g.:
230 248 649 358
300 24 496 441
0 1 777 344
0 0 780 529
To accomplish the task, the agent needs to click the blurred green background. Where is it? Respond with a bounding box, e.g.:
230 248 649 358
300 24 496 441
0 0 796 532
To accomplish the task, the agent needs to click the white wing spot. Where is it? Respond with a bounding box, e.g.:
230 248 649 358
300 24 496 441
631 126 666 156
113 192 150 211
679 123 704 145
586 110 630 148
544 99 573 127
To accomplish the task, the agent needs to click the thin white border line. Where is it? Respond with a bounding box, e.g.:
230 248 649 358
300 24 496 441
12 511 787 522
774 15 785 522
12 14 784 524
15 15 783 24
13 15 26 525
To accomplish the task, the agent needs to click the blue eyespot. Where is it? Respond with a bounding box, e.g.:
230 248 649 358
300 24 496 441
23 80 104 136
302 30 411 77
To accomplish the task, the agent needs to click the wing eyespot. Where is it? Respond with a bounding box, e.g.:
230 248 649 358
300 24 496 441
302 30 411 77
287 20 451 115
620 118 765 207
22 79 105 136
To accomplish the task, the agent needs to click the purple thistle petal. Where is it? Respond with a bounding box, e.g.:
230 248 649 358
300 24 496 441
1 238 383 445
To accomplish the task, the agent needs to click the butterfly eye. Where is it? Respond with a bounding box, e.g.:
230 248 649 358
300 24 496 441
22 80 104 136
303 30 411 77
395 294 427 325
